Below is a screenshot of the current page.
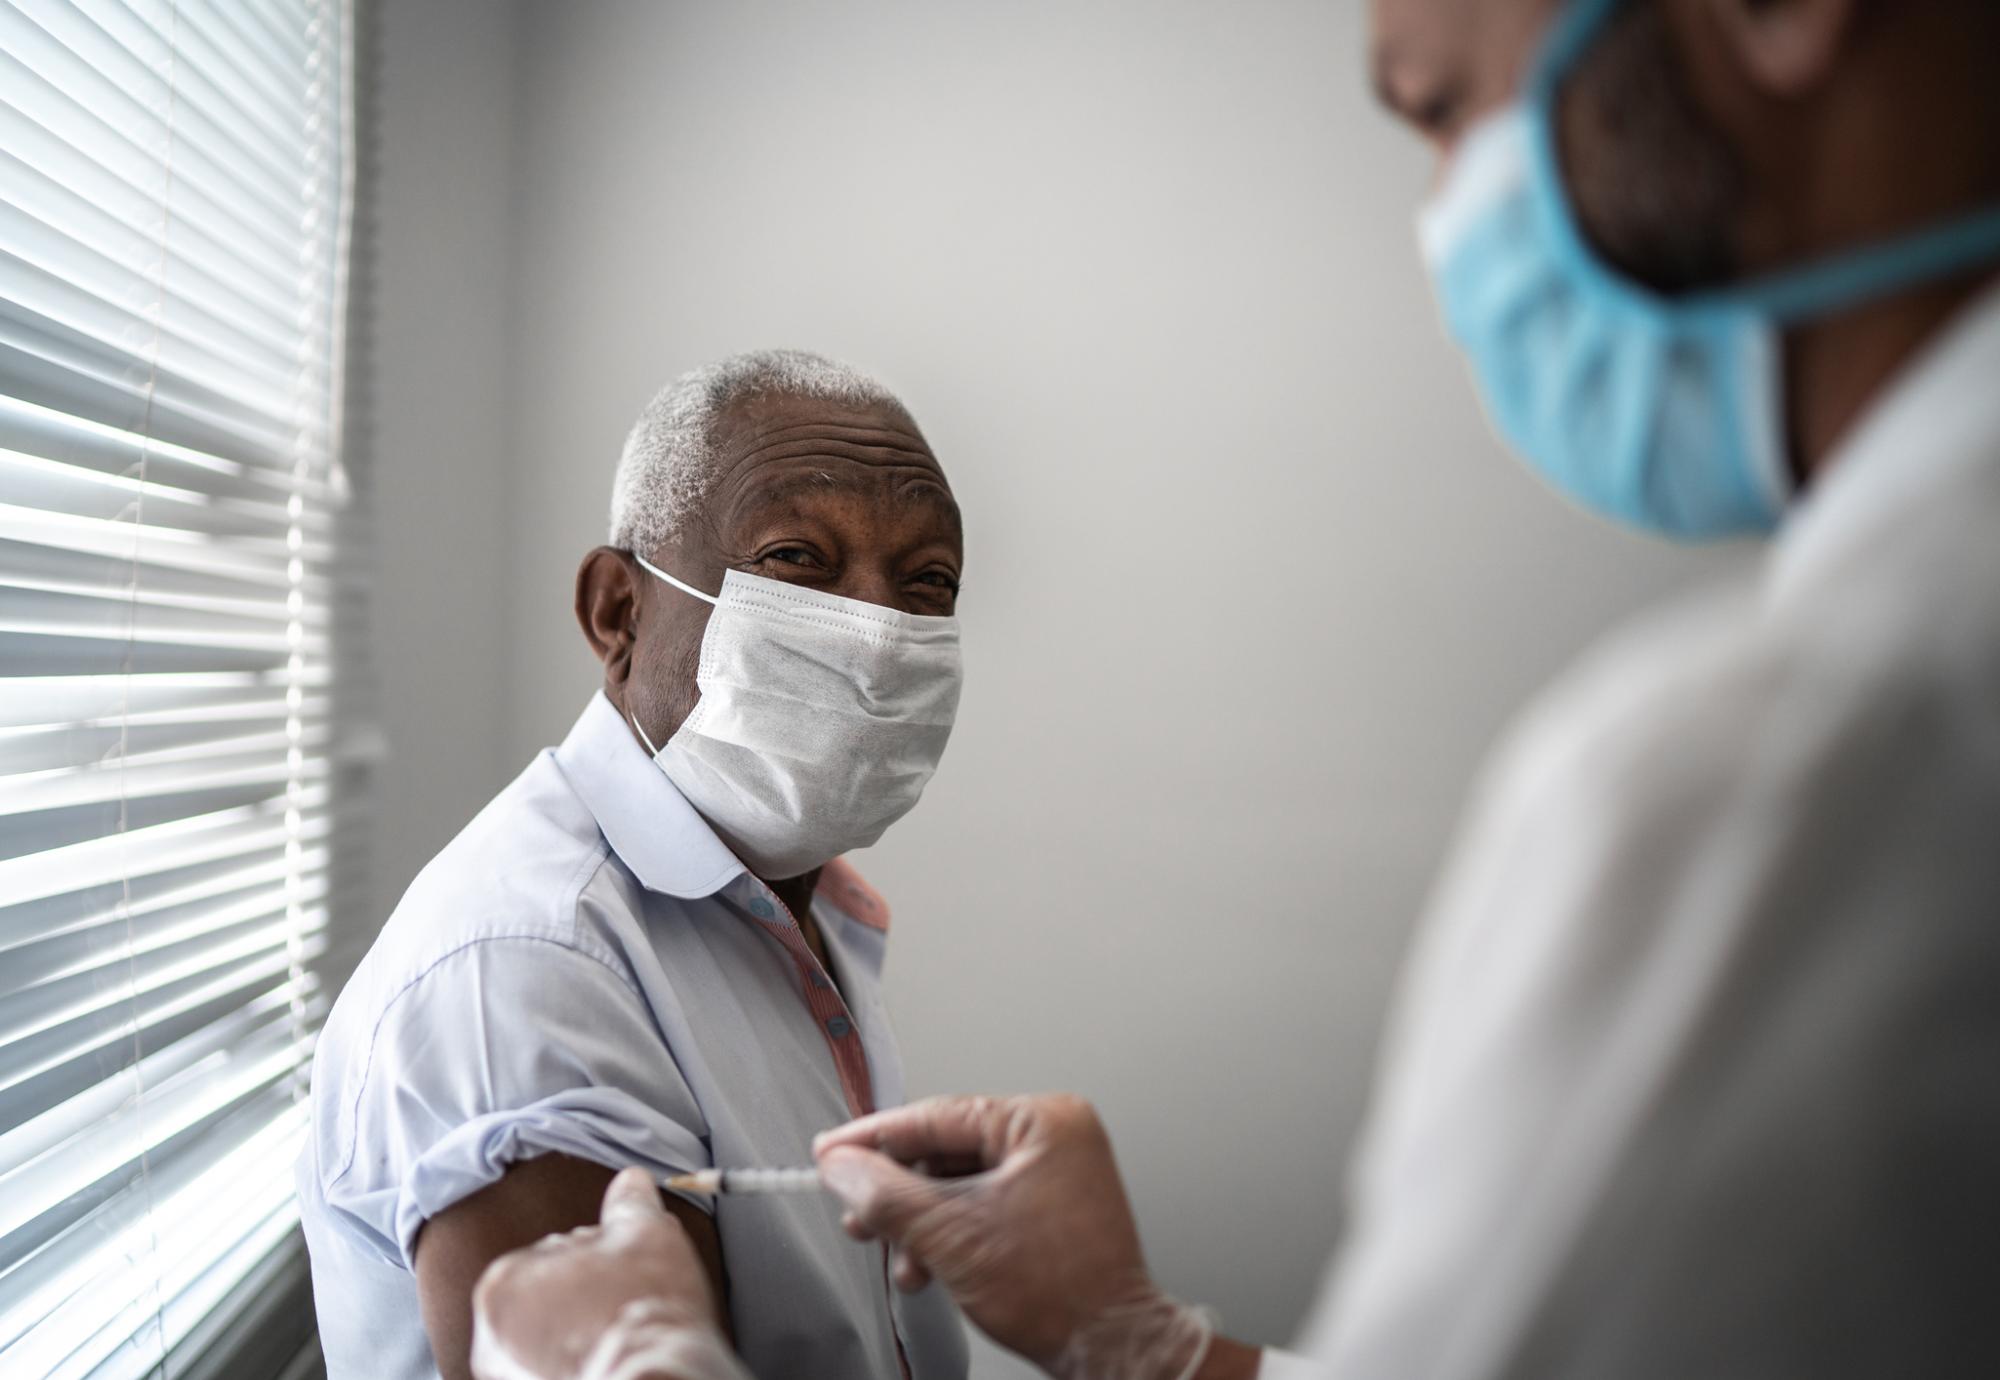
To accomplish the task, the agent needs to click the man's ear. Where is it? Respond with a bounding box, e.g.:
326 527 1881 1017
575 547 641 686
1700 0 1860 97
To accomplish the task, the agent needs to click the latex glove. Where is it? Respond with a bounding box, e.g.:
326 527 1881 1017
814 1094 1213 1380
470 1167 748 1380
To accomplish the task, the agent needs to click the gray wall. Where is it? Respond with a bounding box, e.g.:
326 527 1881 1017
368 0 520 920
369 1 1731 1369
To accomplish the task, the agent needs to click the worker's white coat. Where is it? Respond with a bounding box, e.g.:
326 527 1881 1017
1280 285 2000 1378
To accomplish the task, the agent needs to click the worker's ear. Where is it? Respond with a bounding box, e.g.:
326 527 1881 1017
575 547 641 686
1697 0 1861 97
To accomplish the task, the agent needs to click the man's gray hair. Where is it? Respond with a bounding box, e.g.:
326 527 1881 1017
609 348 906 556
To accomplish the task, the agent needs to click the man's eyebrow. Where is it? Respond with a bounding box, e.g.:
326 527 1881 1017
895 479 962 521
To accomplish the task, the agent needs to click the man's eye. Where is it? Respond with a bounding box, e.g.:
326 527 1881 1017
914 571 960 593
761 547 819 568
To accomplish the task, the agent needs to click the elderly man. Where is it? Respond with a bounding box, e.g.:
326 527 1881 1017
469 0 2000 1378
296 350 970 1380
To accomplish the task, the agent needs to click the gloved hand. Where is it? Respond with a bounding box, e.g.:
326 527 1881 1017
469 1167 747 1380
814 1094 1215 1380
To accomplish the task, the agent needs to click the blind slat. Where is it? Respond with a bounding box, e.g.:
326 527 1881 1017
0 585 330 647
0 981 305 1232
0 568 334 632
2 1095 306 1373
234 0 316 68
0 864 328 1002
0 754 329 829
0 1093 305 1332
0 317 311 474
0 830 330 956
0 299 321 458
0 1016 313 1334
0 162 304 355
0 393 344 508
54 0 317 170
0 500 331 579
0 915 327 1139
0 43 317 262
2 4 332 229
176 0 315 126
0 105 303 306
0 674 325 729
0 241 305 405
0 1 356 1371
0 709 334 777
0 449 336 541
0 791 329 932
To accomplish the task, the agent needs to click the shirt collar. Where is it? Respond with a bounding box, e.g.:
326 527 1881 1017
551 690 748 900
1769 277 2000 605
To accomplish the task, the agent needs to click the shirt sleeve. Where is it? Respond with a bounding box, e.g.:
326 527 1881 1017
321 936 713 1268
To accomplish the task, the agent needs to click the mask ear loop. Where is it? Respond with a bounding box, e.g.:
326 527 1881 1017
629 709 662 757
627 551 720 757
632 551 720 605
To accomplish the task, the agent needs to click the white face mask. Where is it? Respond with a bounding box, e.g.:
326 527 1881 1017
629 554 962 880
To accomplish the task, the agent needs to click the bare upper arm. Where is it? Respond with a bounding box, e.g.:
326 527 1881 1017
412 1153 728 1380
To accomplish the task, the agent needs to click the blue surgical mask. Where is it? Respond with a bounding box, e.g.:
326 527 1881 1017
1420 0 2000 540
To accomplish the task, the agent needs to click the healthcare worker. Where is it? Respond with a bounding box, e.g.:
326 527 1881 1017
467 0 2000 1376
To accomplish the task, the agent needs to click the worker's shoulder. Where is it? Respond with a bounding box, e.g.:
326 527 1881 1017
1795 456 2000 698
1499 533 2000 837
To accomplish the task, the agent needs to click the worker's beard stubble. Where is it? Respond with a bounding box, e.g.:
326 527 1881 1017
1557 0 1748 295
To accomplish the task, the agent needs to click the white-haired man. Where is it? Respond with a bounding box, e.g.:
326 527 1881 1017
296 350 971 1380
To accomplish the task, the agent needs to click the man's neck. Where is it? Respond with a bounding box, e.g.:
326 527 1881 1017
767 871 818 922
1787 266 2000 485
765 870 831 972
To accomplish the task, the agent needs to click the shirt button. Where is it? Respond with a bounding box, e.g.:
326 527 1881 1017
809 972 833 990
748 896 775 919
826 1016 853 1038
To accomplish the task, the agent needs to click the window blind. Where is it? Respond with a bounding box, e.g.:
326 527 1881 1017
0 2 360 1376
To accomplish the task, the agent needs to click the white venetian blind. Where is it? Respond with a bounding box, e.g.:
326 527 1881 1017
0 0 359 1375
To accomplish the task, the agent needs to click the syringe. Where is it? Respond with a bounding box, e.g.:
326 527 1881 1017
663 1167 824 1197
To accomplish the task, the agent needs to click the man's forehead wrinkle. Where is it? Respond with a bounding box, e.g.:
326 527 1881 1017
711 424 948 507
735 435 939 469
718 396 925 444
725 465 961 525
732 416 926 442
725 420 937 469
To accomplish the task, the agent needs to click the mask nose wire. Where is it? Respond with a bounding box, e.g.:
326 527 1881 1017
633 550 721 605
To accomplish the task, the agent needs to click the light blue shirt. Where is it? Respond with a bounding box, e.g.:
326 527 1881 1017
296 691 967 1380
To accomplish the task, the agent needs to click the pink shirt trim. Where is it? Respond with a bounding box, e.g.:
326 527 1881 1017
816 857 891 932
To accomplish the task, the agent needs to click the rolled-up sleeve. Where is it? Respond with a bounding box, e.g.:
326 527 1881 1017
321 935 712 1267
